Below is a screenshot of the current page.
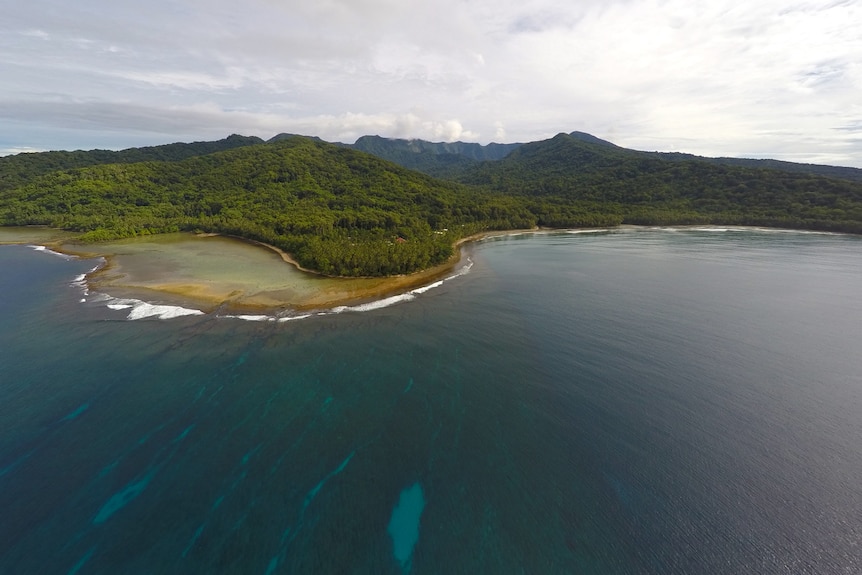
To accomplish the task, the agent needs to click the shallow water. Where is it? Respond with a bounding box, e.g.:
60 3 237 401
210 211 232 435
1 228 860 574
55 232 461 311
0 226 78 245
67 233 331 307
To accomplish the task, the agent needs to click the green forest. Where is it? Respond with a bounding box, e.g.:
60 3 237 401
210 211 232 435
2 132 861 276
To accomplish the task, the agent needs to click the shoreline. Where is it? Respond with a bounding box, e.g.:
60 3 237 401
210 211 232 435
4 224 834 316
21 228 534 314
85 228 552 313
0 225 665 315
86 234 479 313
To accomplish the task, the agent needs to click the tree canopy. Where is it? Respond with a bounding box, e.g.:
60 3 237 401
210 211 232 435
3 133 861 276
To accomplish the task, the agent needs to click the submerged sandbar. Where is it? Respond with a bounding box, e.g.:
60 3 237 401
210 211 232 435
53 232 469 312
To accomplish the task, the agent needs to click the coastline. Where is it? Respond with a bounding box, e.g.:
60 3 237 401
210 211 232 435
75 228 551 313
87 234 478 313
4 228 536 314
6 224 824 317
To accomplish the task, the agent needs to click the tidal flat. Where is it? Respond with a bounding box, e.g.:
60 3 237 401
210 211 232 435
1 228 467 313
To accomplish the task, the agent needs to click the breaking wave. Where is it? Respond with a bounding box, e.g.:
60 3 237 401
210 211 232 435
29 245 75 260
77 256 473 321
221 257 474 322
104 297 204 320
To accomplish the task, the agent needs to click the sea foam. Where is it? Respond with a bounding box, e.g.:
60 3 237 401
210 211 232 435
330 293 417 314
104 297 203 320
666 226 836 235
69 259 104 300
29 244 75 260
220 313 313 322
564 228 612 235
218 257 475 321
96 257 474 322
277 314 312 322
326 258 473 315
410 280 444 295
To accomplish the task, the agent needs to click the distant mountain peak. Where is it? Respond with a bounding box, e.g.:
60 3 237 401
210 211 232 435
267 133 325 143
346 136 523 177
566 131 619 148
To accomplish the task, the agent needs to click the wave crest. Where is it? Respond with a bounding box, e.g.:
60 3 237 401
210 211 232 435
103 297 204 320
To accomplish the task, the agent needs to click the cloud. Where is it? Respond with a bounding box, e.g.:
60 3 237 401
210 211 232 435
835 121 862 134
0 0 860 166
0 146 45 157
0 98 480 145
494 121 507 141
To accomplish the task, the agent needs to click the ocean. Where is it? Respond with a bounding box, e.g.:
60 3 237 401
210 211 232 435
1 228 860 574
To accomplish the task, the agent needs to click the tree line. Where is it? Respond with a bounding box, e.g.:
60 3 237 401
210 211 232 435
3 134 862 276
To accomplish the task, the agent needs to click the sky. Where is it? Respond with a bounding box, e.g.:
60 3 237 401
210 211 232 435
2 0 861 167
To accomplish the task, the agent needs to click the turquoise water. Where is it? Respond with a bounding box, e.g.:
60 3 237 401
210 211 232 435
1 229 861 574
388 482 425 570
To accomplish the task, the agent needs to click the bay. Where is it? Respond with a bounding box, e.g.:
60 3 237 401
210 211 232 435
1 228 860 574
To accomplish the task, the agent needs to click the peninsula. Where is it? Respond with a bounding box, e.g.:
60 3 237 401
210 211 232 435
2 131 861 290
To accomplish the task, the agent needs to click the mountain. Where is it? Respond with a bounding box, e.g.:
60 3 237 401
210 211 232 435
452 132 862 231
267 133 326 144
351 135 520 161
347 135 522 178
0 136 545 276
645 152 862 183
566 131 619 148
3 132 862 277
348 132 862 186
343 132 614 178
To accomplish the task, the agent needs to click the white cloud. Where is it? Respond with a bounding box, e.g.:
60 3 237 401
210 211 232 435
0 0 860 166
494 121 507 141
0 146 45 157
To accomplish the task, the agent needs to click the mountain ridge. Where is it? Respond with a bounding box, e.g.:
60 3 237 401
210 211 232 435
343 131 862 183
4 130 861 183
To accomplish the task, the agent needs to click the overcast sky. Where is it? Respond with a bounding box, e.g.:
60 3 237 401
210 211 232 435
2 0 861 167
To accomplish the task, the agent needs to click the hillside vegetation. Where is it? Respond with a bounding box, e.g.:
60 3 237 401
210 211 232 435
454 133 862 232
347 135 520 178
1 137 599 276
0 134 263 193
2 132 861 276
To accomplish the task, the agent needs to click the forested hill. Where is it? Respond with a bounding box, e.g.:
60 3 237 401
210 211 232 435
2 132 862 276
347 135 521 178
343 132 612 179
453 133 862 231
348 131 862 184
0 134 263 193
0 137 562 276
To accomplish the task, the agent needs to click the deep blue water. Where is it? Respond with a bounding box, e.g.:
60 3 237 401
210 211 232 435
1 228 861 574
